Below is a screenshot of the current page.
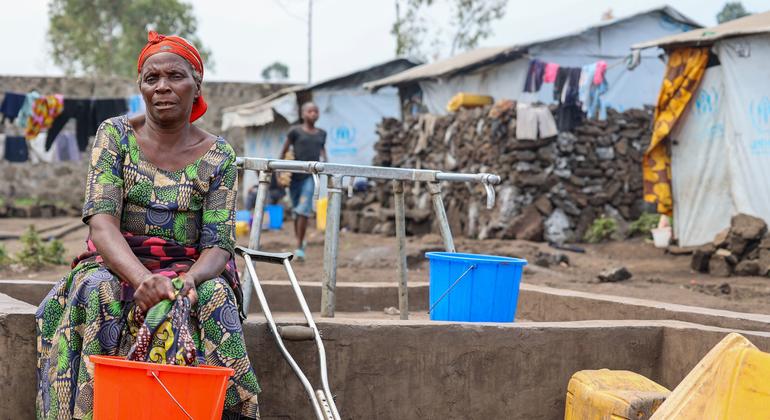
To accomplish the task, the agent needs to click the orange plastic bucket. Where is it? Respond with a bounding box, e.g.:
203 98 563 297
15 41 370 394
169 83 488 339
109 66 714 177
91 355 234 420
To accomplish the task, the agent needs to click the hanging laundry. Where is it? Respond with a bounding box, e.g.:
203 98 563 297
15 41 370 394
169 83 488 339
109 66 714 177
586 79 608 120
0 92 26 123
0 134 4 160
556 104 583 132
54 131 81 162
127 94 145 117
543 63 560 84
593 60 608 85
15 91 40 129
561 68 582 106
555 67 584 132
45 98 92 152
578 63 597 111
4 136 29 162
90 98 128 133
523 59 546 93
28 133 56 163
516 102 558 140
25 94 64 140
553 67 569 101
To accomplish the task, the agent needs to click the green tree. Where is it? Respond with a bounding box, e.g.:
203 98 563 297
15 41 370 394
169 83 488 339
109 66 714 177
261 61 290 81
392 0 508 59
717 2 750 23
48 0 212 78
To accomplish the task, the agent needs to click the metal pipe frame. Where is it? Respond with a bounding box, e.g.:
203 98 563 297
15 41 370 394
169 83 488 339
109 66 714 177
241 170 272 313
393 180 409 320
237 158 499 318
321 175 343 318
427 182 456 253
237 157 501 186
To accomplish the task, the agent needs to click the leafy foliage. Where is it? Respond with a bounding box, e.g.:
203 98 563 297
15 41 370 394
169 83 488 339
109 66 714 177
628 213 660 237
261 61 290 81
584 217 618 244
717 2 750 23
14 226 67 270
392 0 507 59
0 244 9 267
48 0 212 77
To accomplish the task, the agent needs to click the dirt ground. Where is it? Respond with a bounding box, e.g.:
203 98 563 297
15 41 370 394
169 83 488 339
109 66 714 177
2 217 769 316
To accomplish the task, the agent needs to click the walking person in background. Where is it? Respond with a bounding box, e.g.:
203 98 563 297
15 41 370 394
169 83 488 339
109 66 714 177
279 102 327 260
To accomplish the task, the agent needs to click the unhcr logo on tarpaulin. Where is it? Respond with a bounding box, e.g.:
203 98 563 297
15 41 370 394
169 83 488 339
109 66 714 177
749 96 770 156
750 96 770 135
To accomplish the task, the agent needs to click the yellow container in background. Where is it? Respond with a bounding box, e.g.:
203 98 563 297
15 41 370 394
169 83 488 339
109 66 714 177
651 333 770 419
446 93 493 112
316 197 328 231
235 221 249 238
565 369 670 420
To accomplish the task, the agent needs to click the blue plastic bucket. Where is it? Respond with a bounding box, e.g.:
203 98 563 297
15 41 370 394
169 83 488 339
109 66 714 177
235 210 251 222
266 205 284 230
427 252 527 322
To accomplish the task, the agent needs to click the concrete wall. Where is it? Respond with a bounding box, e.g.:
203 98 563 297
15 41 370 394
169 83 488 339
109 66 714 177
0 294 36 419
4 289 770 420
0 75 289 214
517 284 770 333
4 279 770 333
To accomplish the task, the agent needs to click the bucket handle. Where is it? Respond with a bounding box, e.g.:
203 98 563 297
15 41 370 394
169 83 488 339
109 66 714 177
428 264 477 314
150 371 194 419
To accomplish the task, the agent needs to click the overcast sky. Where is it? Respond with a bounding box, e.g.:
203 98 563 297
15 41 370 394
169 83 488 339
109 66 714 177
1 0 767 83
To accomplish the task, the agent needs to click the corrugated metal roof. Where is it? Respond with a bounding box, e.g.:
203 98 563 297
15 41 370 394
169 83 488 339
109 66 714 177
362 46 518 90
633 10 770 49
221 59 420 129
364 6 701 90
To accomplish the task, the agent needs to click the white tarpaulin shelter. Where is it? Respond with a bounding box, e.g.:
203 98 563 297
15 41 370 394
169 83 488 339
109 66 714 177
222 59 418 197
635 11 770 246
365 7 700 115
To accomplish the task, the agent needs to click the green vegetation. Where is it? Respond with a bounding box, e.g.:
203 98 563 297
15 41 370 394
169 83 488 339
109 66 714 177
0 244 9 266
717 2 750 23
584 217 618 243
392 0 508 59
13 226 67 270
628 213 660 237
48 0 211 77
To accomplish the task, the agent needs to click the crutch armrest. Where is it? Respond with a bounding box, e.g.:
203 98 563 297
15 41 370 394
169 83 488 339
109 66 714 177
235 246 294 265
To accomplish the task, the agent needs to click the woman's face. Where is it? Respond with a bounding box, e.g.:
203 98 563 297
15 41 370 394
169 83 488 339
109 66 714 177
139 52 200 124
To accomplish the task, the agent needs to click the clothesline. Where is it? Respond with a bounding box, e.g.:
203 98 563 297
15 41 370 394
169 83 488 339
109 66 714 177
0 90 145 164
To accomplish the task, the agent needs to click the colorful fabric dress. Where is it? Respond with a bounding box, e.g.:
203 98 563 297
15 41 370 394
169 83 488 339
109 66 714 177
36 116 260 419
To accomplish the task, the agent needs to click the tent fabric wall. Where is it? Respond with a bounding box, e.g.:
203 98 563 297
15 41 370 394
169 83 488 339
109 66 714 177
241 118 290 204
670 33 770 246
716 34 770 228
670 66 734 246
418 10 697 114
313 87 401 165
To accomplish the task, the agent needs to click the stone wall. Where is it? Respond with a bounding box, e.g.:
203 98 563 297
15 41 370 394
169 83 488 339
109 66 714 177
343 105 652 242
0 75 289 216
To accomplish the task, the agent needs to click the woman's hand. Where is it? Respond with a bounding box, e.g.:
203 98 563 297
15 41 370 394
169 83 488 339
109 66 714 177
179 273 199 307
134 274 175 312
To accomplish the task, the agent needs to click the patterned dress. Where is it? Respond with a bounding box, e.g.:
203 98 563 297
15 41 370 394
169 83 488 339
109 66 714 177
36 116 260 419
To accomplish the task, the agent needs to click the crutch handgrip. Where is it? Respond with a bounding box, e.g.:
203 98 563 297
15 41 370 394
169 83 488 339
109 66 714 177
235 246 293 265
278 325 316 341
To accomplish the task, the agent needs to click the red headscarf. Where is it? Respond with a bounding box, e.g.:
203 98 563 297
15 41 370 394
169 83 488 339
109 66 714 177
137 31 207 122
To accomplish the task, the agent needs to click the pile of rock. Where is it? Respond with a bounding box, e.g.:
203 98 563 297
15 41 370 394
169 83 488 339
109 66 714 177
691 214 770 277
344 104 652 242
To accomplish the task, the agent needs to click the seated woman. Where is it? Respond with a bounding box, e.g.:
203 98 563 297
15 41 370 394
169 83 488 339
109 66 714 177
36 31 260 419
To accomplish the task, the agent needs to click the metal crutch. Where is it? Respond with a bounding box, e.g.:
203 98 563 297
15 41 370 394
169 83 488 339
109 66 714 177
235 246 341 420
